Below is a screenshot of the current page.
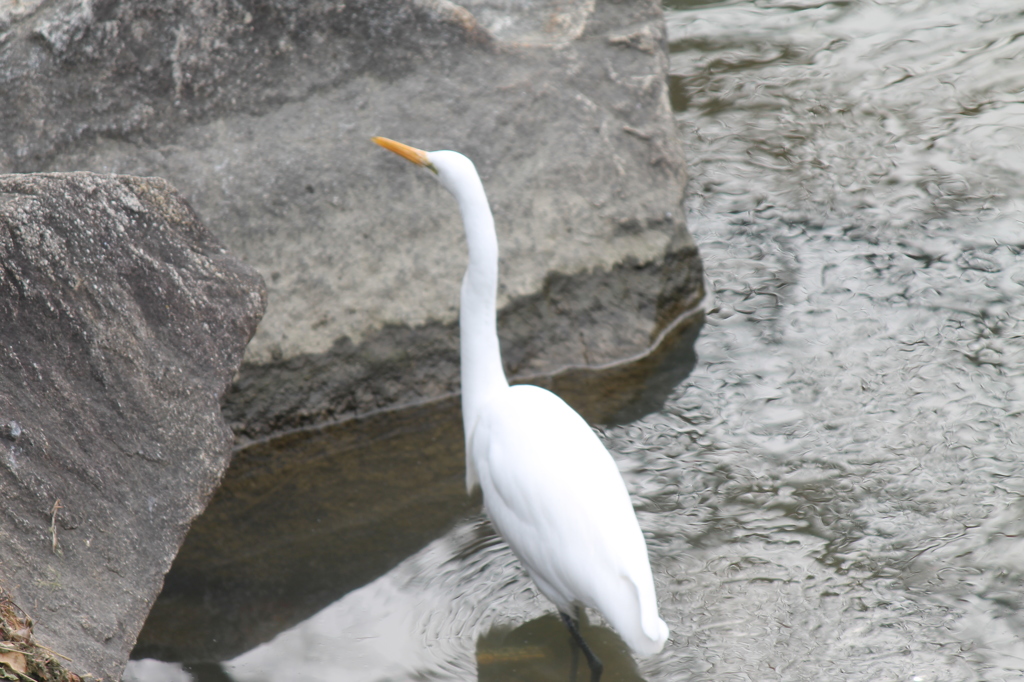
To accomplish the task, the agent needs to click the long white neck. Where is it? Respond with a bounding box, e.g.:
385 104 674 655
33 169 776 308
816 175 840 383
449 165 509 439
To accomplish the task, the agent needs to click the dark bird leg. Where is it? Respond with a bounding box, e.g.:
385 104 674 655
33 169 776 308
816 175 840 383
560 608 603 682
568 632 580 682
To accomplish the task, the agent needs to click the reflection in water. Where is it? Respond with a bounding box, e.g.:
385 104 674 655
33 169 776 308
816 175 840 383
129 0 1024 680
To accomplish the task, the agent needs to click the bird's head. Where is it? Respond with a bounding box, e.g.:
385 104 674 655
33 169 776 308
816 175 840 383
372 137 481 200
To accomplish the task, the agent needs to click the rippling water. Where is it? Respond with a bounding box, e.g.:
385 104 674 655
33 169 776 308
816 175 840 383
128 0 1024 680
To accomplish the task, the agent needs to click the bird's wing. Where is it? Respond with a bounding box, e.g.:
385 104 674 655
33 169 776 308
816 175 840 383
469 384 650 607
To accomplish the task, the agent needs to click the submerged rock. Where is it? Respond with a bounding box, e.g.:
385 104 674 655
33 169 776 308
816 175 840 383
134 308 702 663
0 172 265 682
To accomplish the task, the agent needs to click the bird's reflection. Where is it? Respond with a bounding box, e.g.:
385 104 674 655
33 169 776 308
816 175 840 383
477 614 645 682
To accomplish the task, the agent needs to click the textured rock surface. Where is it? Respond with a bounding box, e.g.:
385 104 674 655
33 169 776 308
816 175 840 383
0 172 265 681
0 0 702 442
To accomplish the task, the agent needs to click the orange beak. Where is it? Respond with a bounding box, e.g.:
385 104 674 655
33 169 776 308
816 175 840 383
372 137 437 173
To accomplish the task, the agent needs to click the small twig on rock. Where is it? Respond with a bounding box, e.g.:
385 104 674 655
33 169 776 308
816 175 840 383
50 500 63 556
33 644 72 663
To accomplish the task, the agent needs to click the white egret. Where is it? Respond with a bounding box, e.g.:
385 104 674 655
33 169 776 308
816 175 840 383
372 137 669 680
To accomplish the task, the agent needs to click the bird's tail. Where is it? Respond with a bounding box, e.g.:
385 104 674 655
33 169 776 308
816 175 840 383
612 573 669 655
638 604 669 655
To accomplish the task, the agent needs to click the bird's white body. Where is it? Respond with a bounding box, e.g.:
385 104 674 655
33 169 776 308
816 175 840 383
375 141 668 658
470 384 667 654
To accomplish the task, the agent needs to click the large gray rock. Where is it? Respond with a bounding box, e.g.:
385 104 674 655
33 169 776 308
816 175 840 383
0 173 265 682
0 0 703 442
0 0 704 667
